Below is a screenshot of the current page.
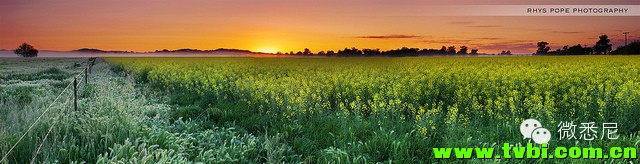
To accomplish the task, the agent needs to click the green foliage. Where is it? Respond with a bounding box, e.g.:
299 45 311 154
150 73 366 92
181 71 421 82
1 85 35 105
1 58 302 163
171 105 204 120
0 59 85 163
106 56 640 162
2 68 69 81
4 56 640 163
109 64 125 75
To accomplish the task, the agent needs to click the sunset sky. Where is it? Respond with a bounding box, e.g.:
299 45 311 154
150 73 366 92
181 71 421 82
1 0 639 54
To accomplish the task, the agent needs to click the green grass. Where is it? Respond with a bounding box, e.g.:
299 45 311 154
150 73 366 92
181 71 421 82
104 56 640 163
2 56 640 163
1 58 288 163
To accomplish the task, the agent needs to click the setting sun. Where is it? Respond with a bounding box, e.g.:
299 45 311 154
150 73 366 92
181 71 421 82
255 47 279 54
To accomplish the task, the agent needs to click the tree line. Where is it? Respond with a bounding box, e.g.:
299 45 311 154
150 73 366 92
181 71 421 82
276 46 485 57
536 34 639 55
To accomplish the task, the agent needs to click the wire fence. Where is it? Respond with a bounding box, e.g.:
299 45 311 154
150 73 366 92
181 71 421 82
1 58 97 163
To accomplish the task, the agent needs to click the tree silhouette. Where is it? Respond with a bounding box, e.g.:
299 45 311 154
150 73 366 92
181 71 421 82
536 41 550 55
439 46 447 54
458 46 468 54
549 44 592 55
362 48 381 56
593 34 612 55
303 48 312 55
326 50 335 56
470 49 478 55
421 48 441 54
14 43 38 57
446 46 456 54
338 47 363 56
611 41 640 55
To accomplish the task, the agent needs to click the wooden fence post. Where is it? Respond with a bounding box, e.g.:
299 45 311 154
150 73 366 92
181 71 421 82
74 78 78 111
84 68 88 85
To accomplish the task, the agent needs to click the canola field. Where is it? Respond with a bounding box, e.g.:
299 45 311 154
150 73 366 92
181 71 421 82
103 56 640 162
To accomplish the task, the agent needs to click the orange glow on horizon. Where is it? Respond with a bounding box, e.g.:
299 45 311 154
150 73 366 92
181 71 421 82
255 47 279 54
1 1 639 54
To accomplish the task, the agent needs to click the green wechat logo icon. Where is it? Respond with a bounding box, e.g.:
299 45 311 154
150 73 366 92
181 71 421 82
520 119 551 144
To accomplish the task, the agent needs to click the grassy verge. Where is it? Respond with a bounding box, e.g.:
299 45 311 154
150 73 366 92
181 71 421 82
2 58 294 163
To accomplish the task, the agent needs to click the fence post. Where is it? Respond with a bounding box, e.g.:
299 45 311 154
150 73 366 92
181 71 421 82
74 78 78 111
84 68 88 85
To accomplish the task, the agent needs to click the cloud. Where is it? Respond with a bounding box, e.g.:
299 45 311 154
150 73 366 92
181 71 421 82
466 25 501 28
449 21 475 25
419 39 472 44
529 28 584 34
474 37 503 40
552 31 584 34
355 35 422 39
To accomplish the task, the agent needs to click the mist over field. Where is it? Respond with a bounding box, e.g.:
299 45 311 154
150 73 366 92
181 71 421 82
0 50 259 58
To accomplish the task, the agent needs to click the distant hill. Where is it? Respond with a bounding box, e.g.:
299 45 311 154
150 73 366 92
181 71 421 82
67 48 258 57
153 48 253 54
73 48 133 53
72 48 254 54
